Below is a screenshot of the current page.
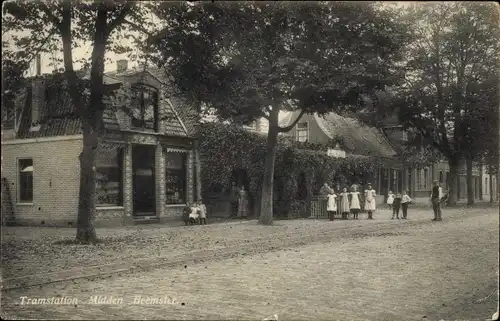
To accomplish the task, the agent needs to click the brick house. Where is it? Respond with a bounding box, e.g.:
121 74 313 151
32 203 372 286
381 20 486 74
381 116 498 203
1 60 200 226
283 111 403 205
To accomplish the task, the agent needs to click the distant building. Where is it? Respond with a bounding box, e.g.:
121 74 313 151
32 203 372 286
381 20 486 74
282 111 400 205
380 116 497 203
282 111 497 203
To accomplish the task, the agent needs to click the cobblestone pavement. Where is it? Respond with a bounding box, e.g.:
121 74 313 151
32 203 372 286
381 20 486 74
1 206 498 320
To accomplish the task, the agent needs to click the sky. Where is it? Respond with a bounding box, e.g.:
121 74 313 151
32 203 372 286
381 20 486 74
2 1 164 77
2 1 421 77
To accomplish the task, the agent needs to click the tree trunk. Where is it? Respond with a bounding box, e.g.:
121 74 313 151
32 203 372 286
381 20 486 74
466 157 474 205
479 163 483 201
408 168 412 197
194 140 202 201
76 128 99 243
496 170 500 202
258 109 280 225
73 8 108 243
489 169 494 203
447 156 460 206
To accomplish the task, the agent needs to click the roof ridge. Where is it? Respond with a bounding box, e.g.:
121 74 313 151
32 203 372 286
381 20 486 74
378 127 399 155
316 111 397 158
313 113 333 139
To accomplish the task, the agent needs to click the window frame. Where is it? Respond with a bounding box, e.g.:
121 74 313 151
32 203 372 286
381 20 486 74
423 168 428 190
402 130 408 142
17 158 34 204
416 168 421 190
296 121 309 143
165 152 188 205
130 84 159 131
95 147 124 207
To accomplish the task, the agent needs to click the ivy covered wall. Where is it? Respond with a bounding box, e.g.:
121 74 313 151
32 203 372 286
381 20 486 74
199 123 388 217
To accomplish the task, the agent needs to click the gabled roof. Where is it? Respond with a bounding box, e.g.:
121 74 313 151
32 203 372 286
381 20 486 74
14 69 194 139
17 85 84 139
168 96 198 137
278 112 293 128
314 113 397 158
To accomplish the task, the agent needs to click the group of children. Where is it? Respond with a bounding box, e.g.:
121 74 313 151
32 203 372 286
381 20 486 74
324 183 414 220
183 201 207 225
386 191 413 219
325 184 377 220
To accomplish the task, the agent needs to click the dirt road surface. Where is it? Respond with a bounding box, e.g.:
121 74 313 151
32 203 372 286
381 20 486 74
1 206 498 320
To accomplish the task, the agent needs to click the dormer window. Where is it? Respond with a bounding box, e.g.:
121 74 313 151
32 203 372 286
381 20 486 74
296 122 309 142
402 130 408 142
131 84 159 131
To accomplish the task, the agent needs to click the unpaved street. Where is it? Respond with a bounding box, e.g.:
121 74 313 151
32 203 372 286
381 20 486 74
1 206 498 320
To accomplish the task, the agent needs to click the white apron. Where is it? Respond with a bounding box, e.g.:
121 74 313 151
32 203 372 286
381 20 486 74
327 194 337 211
350 192 361 210
364 189 377 211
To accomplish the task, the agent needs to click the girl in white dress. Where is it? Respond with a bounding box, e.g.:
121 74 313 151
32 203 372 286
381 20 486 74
326 190 337 221
350 186 361 219
364 183 377 219
198 200 207 225
339 187 350 219
386 190 395 210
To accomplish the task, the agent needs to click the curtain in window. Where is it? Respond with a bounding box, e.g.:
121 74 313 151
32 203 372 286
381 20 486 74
166 152 186 204
131 85 158 130
96 148 123 206
19 159 33 202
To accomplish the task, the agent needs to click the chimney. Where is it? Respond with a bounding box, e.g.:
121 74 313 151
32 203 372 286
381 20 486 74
116 59 128 73
31 78 45 127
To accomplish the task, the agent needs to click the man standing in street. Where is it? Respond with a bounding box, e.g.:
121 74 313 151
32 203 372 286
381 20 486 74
430 180 443 221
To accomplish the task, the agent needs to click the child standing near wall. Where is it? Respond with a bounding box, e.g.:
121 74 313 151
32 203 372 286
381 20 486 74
392 193 402 219
198 200 207 225
326 190 337 221
340 187 350 220
401 191 412 219
189 202 200 225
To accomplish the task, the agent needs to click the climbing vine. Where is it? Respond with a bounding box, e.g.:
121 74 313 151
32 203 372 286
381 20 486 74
199 123 387 217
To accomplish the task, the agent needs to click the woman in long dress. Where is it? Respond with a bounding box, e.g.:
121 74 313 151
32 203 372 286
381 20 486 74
237 186 248 218
339 187 350 220
350 186 361 219
364 183 377 219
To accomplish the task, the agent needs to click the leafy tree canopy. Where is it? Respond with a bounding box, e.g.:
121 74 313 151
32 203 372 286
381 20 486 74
149 1 411 127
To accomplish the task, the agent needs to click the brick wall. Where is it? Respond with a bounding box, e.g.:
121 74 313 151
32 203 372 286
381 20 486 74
1 137 82 226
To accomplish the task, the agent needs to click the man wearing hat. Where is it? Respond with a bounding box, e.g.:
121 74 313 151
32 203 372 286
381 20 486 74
430 180 444 221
